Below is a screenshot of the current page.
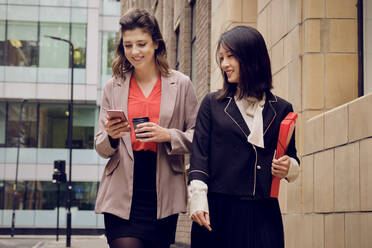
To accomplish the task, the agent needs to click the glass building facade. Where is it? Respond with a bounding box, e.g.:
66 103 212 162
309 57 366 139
0 0 120 231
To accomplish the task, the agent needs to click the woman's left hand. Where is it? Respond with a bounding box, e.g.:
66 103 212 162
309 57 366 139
135 122 171 143
271 155 290 179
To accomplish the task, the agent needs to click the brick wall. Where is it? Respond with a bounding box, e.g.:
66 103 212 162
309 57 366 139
193 0 211 100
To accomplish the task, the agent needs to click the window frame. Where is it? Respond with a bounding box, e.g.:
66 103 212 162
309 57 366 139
190 0 196 83
175 26 180 70
1 101 97 149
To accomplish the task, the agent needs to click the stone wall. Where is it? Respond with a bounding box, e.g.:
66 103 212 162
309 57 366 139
256 0 365 247
295 92 372 248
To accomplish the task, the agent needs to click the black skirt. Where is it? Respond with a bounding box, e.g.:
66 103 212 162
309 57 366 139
104 150 178 245
191 193 284 248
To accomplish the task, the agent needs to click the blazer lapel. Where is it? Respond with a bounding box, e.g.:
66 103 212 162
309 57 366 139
159 74 177 128
224 97 251 138
113 72 134 160
262 92 277 136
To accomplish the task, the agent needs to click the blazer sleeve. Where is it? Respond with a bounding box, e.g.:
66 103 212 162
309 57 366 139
285 104 300 165
94 81 118 159
165 77 199 155
188 93 212 184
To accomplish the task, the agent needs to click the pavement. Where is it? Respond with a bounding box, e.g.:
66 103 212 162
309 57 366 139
0 235 189 248
0 235 109 248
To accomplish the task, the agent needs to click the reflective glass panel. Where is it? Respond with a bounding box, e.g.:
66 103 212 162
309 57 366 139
39 181 66 210
38 104 68 149
101 32 116 86
0 20 5 65
72 105 96 149
102 0 120 16
0 180 99 210
71 23 87 68
39 22 70 68
2 181 39 210
6 21 38 67
0 180 4 209
38 104 96 149
0 102 5 145
7 102 38 148
72 181 98 210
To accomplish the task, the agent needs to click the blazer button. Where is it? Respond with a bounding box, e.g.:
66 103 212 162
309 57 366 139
257 165 262 170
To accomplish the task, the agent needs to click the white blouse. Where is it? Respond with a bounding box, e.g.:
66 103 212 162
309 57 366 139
234 94 266 148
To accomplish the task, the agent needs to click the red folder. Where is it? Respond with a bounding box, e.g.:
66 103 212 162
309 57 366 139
270 112 298 198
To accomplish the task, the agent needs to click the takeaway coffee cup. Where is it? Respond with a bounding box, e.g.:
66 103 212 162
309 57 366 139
132 117 150 139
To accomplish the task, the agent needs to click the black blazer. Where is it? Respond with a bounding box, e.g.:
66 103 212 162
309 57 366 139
189 91 300 199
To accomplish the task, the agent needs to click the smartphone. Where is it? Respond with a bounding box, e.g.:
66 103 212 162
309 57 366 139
107 110 128 122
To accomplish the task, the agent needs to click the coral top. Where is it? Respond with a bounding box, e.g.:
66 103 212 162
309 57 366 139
128 75 162 152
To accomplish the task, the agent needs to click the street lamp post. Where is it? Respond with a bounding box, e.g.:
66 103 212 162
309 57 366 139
45 35 74 247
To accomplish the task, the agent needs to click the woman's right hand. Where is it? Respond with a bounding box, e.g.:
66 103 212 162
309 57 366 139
192 211 212 231
104 115 131 139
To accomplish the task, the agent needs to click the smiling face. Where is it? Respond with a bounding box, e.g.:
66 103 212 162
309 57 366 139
218 44 240 84
122 28 158 71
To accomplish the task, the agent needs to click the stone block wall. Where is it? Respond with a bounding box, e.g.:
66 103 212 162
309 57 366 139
256 0 364 247
297 92 372 248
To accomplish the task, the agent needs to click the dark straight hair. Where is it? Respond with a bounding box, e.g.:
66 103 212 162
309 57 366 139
112 8 170 80
216 26 273 100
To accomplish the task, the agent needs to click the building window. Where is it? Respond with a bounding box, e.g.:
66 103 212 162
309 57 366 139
2 181 39 210
0 20 5 66
6 102 38 148
190 0 196 83
71 23 87 68
72 181 99 210
0 102 5 146
1 180 98 211
0 181 4 210
38 22 87 83
6 21 38 67
102 0 121 16
38 104 96 149
0 102 97 149
1 21 88 69
39 22 70 68
101 32 117 87
72 105 96 149
38 104 69 149
175 26 180 70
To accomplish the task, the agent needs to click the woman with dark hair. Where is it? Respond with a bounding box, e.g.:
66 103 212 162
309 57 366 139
94 9 198 248
188 26 300 248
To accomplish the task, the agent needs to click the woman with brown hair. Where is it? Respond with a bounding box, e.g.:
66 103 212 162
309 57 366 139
94 9 198 248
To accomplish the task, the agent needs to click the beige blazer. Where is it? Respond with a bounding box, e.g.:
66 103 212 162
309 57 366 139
94 70 198 220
